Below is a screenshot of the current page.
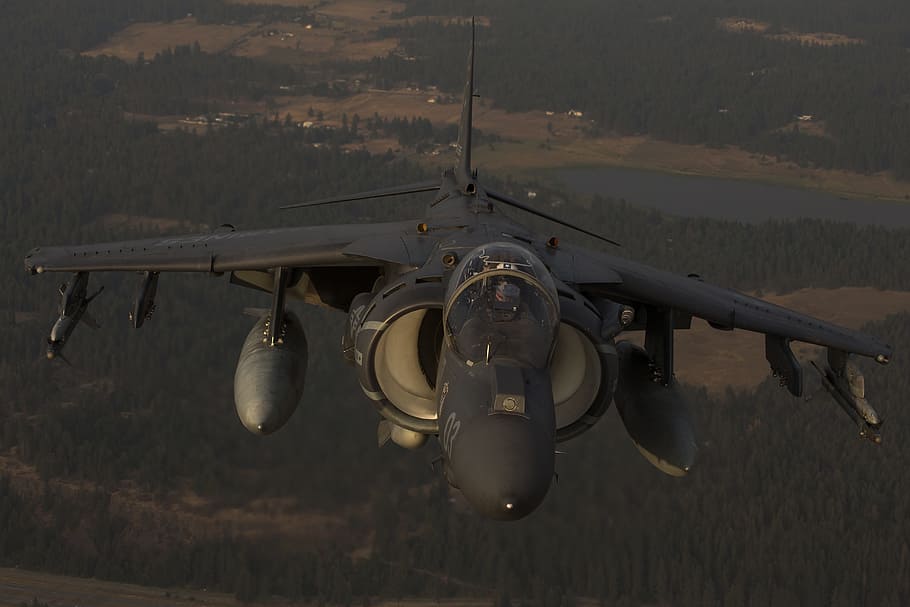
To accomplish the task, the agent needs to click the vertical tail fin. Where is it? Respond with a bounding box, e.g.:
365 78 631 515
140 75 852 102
455 18 475 181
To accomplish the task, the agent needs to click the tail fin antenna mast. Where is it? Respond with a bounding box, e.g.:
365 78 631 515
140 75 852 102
455 17 476 192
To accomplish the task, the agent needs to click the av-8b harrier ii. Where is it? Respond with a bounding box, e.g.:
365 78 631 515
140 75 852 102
25 28 891 520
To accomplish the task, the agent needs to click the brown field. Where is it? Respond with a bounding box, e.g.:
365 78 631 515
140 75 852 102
239 22 334 57
276 89 589 139
83 17 400 64
0 451 362 551
85 0 488 65
267 88 910 201
174 487 365 546
769 31 865 46
718 16 864 46
0 567 243 607
718 17 772 33
624 287 910 394
232 21 401 64
83 0 409 64
82 18 251 59
0 566 506 607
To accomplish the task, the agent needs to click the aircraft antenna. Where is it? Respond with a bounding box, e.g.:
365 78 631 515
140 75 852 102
280 180 440 210
486 189 622 247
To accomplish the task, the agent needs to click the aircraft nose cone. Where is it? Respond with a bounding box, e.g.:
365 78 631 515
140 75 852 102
450 414 554 521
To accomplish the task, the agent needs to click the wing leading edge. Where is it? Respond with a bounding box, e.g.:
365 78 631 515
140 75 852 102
24 221 418 275
571 246 892 361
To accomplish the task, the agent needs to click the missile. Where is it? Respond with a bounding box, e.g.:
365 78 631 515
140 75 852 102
129 271 159 329
811 348 883 444
46 272 103 360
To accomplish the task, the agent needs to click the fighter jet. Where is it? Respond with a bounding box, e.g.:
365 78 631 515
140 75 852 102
24 26 892 520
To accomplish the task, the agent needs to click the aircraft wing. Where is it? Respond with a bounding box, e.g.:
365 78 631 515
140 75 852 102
24 220 420 275
572 247 893 361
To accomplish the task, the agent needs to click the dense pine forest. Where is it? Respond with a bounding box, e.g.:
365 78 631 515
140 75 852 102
1 0 909 605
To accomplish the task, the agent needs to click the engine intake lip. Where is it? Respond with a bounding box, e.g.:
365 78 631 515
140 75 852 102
354 276 445 435
551 291 619 443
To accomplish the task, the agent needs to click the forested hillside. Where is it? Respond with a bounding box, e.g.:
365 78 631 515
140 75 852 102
2 0 909 605
359 0 910 178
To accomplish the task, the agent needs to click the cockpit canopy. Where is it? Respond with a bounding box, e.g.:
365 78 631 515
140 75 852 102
444 243 560 368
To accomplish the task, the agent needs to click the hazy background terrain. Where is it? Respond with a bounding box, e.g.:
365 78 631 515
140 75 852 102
2 0 910 605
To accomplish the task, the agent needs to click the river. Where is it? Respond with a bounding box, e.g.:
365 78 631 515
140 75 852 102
555 166 910 226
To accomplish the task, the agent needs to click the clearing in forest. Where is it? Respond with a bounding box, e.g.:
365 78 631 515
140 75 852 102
82 18 251 59
82 0 407 63
82 16 399 64
717 16 864 46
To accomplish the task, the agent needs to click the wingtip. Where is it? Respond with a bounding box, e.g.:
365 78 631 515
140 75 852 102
24 248 42 274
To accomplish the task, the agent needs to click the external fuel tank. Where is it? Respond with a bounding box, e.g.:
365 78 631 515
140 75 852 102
234 312 308 435
614 341 696 476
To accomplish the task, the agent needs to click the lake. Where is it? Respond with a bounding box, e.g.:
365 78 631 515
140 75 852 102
555 166 910 226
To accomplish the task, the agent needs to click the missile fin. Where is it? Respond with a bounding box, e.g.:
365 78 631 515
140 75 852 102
86 285 104 303
377 420 392 448
81 311 100 330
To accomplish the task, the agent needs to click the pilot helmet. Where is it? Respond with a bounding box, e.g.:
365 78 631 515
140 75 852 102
491 277 521 321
